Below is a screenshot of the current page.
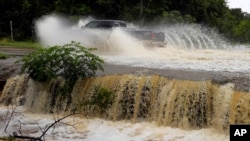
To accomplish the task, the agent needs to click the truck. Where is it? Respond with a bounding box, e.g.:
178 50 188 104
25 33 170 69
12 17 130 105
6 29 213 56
82 20 166 47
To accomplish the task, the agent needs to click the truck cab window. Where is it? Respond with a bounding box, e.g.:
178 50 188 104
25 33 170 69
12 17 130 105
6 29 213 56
84 21 98 28
113 22 120 27
120 22 126 27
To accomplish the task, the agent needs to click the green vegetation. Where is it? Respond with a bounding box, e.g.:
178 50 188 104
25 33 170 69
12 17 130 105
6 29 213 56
75 87 115 114
18 42 104 111
0 0 250 43
18 41 104 82
0 136 16 141
0 38 42 49
0 41 42 49
89 87 115 113
0 52 8 59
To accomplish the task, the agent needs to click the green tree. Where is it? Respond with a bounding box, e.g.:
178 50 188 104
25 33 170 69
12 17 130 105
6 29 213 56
233 20 250 42
0 0 23 39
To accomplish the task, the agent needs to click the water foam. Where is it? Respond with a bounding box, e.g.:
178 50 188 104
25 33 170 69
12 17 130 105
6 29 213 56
1 75 240 141
0 106 228 141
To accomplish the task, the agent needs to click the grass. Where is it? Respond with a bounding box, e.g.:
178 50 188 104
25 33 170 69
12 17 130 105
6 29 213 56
0 38 43 49
0 38 43 59
0 41 42 49
0 52 8 59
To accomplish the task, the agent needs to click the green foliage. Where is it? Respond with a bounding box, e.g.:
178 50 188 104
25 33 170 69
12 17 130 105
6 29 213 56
0 40 42 49
1 0 250 42
0 136 16 141
0 37 11 43
18 41 104 82
0 52 8 59
86 87 115 113
233 20 250 42
162 10 196 23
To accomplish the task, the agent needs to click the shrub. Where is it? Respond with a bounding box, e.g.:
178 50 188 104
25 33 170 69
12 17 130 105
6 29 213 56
80 87 115 114
18 41 104 82
91 87 115 112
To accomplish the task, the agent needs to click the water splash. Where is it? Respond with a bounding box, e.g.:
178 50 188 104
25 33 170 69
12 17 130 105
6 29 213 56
35 14 229 50
156 24 228 49
34 15 250 73
35 14 95 47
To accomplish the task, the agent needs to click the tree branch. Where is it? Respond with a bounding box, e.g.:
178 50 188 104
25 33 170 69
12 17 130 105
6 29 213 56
7 108 80 140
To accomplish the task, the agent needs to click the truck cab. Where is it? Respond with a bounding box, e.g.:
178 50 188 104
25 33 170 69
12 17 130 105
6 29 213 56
84 20 127 29
83 20 166 47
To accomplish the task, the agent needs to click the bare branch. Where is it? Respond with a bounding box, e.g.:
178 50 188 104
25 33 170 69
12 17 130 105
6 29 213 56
36 122 44 133
4 106 17 132
17 120 23 135
6 108 80 141
38 113 78 139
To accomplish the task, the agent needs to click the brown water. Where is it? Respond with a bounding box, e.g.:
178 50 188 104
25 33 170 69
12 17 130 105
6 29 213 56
0 74 249 133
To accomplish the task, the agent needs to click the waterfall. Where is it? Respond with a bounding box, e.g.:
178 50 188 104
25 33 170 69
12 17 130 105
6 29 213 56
1 74 249 133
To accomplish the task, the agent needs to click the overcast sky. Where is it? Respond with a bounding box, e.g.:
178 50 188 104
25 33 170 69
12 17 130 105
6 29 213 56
227 0 250 13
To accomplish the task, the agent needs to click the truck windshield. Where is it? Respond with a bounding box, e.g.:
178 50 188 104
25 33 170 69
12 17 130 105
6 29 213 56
85 21 113 29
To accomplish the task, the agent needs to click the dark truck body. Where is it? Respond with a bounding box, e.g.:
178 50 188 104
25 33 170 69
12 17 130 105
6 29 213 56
83 20 165 46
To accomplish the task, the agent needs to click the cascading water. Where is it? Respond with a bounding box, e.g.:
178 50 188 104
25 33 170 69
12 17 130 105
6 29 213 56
1 74 249 133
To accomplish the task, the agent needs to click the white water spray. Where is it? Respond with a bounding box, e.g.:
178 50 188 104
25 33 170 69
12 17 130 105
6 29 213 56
157 24 228 49
35 14 95 47
35 14 250 73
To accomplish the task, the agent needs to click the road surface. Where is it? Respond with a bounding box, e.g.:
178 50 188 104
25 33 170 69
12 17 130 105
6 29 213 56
1 46 250 91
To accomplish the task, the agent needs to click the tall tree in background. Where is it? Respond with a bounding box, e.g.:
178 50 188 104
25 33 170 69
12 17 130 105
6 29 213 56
0 0 249 42
0 0 23 39
233 19 250 42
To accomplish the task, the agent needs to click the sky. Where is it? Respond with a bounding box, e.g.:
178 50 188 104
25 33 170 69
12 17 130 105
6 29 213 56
227 0 250 13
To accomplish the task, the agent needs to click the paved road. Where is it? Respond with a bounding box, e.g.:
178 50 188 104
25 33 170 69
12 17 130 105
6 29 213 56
0 46 36 56
1 46 250 92
97 63 250 92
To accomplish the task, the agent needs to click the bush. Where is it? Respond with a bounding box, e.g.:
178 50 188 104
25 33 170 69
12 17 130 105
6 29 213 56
18 41 104 82
17 42 104 111
90 87 115 112
75 87 115 113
